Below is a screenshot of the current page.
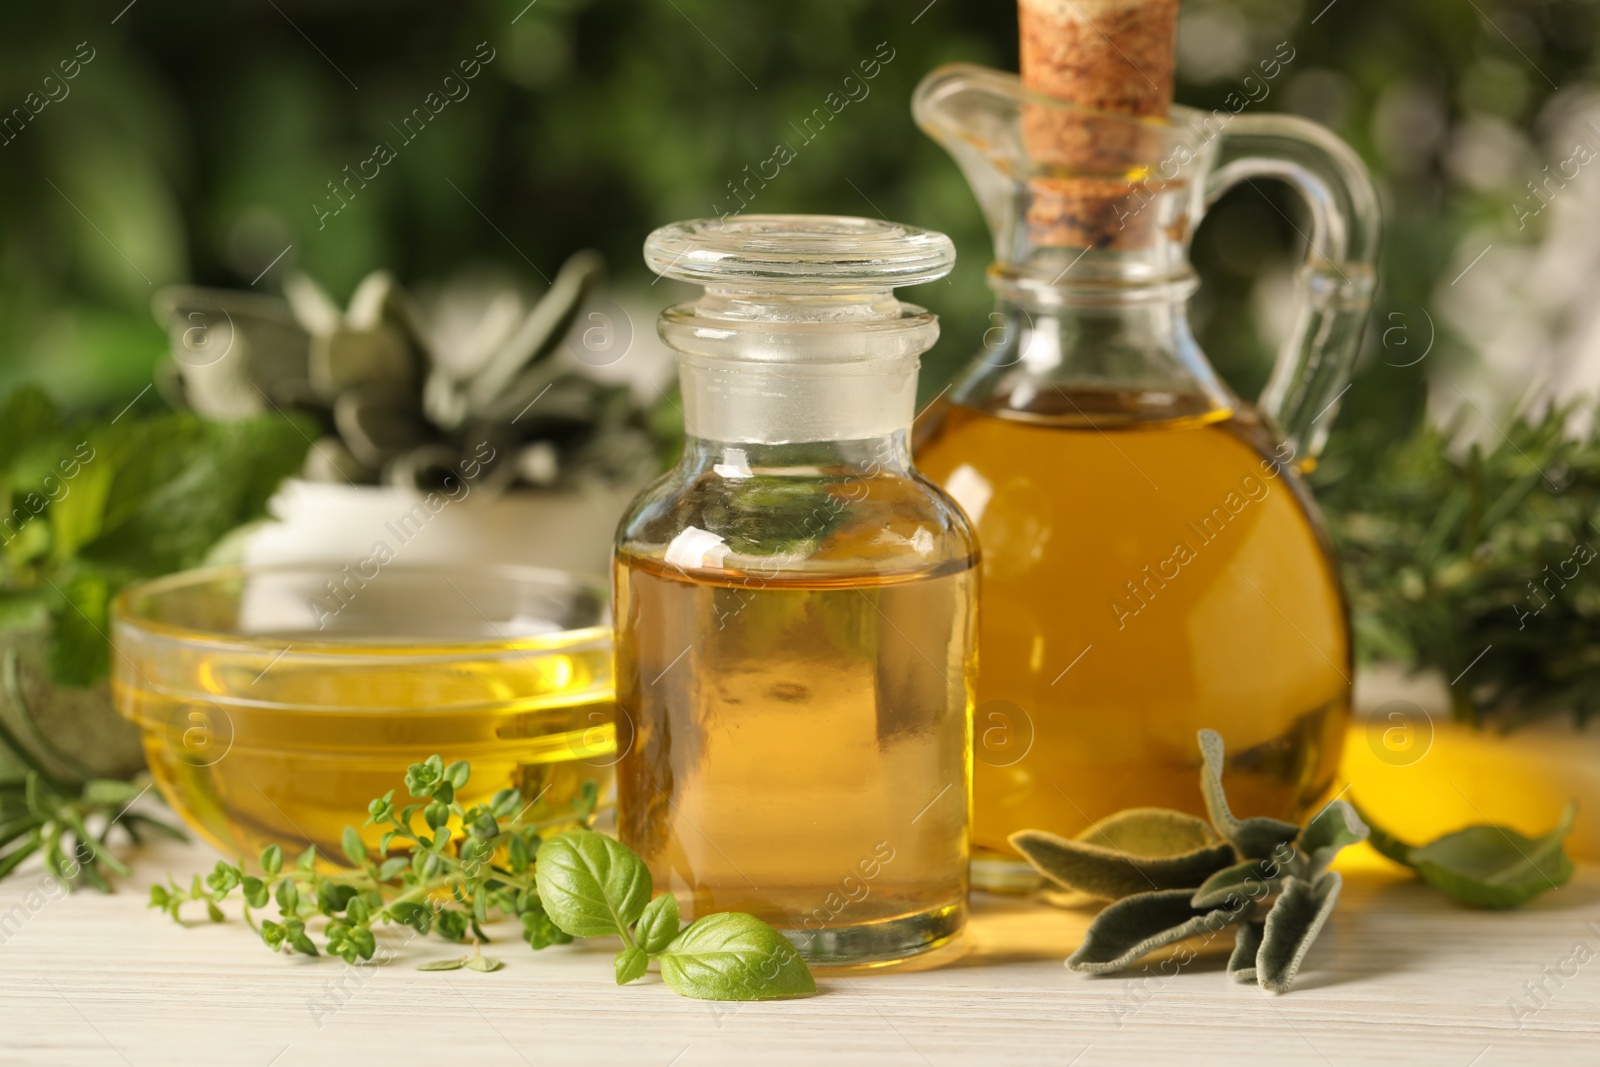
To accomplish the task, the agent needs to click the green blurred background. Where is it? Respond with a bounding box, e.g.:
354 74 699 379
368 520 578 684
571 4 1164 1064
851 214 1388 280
2 0 1596 437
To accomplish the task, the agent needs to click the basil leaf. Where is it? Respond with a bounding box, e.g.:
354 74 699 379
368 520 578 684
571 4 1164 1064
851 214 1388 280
535 829 652 939
1068 888 1249 974
614 945 649 985
635 892 681 954
465 955 504 973
656 913 816 1001
1257 873 1342 992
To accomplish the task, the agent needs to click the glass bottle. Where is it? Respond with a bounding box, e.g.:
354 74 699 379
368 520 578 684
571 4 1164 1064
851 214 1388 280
911 64 1379 888
615 215 978 965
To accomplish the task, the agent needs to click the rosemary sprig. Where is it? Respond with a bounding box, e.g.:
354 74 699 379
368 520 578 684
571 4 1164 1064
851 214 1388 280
1316 403 1600 728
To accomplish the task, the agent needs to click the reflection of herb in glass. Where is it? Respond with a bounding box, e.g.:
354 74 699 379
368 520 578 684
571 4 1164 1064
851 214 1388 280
157 755 815 1001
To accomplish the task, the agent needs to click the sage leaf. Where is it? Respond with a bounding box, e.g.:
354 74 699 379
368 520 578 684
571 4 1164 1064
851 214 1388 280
1257 873 1341 993
465 955 504 973
615 945 649 985
1297 800 1368 878
535 829 652 939
417 957 467 971
1197 729 1301 859
635 892 681 954
1229 921 1262 984
656 913 816 1001
1190 858 1282 911
1011 809 1235 900
1410 804 1576 909
1067 888 1249 975
1352 803 1416 867
1355 802 1576 908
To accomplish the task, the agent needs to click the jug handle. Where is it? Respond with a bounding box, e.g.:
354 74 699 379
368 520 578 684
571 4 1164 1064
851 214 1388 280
1204 113 1380 467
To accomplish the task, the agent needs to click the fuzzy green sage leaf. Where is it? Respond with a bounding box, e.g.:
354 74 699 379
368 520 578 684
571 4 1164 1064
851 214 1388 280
1011 808 1234 900
1067 888 1249 974
1256 873 1342 993
1197 729 1301 859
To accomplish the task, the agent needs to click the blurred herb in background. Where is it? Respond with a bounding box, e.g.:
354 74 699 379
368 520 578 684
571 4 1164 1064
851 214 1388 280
0 384 311 686
1316 405 1600 729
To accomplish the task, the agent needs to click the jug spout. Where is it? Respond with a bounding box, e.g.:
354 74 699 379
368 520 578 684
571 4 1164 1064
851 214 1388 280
914 59 1380 460
913 63 1207 289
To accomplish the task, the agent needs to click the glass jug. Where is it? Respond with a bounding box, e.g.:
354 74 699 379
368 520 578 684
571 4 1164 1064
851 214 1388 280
616 215 978 963
911 63 1379 888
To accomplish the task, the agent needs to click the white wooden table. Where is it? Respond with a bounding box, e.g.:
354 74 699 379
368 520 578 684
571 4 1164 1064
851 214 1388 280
2 836 1596 1067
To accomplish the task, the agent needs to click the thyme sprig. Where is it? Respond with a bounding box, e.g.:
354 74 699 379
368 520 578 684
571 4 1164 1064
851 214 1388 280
153 755 814 1001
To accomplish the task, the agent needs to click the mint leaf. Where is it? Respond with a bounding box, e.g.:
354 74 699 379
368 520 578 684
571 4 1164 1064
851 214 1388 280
635 892 681 953
47 570 111 686
534 829 651 939
655 913 816 1001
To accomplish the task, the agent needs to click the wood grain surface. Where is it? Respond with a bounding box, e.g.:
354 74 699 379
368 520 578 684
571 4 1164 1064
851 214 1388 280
2 838 1597 1067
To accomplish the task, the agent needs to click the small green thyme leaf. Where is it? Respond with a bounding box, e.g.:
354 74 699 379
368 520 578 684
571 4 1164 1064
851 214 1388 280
417 958 468 971
341 826 367 867
655 912 816 1001
1257 873 1342 993
535 829 652 940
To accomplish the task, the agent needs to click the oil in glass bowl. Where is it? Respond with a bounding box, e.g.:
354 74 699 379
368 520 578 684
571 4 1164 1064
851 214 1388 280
111 564 614 859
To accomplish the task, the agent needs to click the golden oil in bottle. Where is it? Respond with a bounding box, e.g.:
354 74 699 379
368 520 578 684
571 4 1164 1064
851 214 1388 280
916 387 1349 877
616 553 974 964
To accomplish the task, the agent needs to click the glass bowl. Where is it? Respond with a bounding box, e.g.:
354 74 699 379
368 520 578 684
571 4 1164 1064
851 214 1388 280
110 563 615 860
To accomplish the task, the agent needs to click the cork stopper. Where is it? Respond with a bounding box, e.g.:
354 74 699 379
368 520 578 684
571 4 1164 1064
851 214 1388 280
1018 0 1181 250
